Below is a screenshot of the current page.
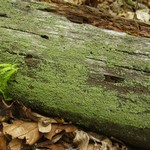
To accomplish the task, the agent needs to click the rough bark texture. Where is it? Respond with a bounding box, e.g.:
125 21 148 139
0 0 150 149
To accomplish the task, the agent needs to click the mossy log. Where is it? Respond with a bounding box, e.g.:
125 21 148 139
0 0 150 149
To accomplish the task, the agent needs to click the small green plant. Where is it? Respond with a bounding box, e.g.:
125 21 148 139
0 63 18 99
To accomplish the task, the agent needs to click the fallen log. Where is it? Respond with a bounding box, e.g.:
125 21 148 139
0 0 150 149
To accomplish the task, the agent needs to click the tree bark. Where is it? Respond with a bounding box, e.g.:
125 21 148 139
0 0 150 149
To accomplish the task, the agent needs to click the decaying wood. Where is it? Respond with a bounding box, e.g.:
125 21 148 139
39 0 150 37
0 0 150 149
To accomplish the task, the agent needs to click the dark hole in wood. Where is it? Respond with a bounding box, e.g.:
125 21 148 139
82 17 89 23
67 16 83 24
38 8 57 13
104 74 124 83
41 35 49 39
0 13 8 18
25 54 33 59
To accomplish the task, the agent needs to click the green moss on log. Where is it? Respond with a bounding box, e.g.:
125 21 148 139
0 0 150 149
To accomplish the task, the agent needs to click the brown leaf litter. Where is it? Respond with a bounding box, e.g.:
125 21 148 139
0 96 129 150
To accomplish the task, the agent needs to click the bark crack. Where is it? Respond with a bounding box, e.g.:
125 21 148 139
0 26 85 41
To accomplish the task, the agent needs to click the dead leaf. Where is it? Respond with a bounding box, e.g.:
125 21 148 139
51 131 65 143
73 130 89 150
44 124 77 140
35 140 52 149
0 96 129 150
32 112 57 123
48 144 65 150
101 138 113 150
0 96 14 122
16 102 57 123
8 139 22 150
3 120 41 145
88 132 106 143
119 12 135 19
57 133 74 148
54 118 65 124
0 131 7 150
62 124 78 133
135 9 150 22
87 143 101 150
44 124 64 140
38 119 52 133
35 141 66 150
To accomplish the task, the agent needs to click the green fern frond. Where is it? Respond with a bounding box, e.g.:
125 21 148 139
0 63 18 99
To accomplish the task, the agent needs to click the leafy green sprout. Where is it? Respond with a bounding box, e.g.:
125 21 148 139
0 64 18 100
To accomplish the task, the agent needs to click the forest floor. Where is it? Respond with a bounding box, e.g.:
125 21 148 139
0 0 149 149
0 96 131 150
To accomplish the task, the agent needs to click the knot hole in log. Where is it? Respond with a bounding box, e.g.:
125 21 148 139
87 73 125 87
104 74 125 83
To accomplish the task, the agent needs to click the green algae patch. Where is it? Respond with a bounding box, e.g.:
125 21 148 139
11 64 149 128
0 0 150 149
